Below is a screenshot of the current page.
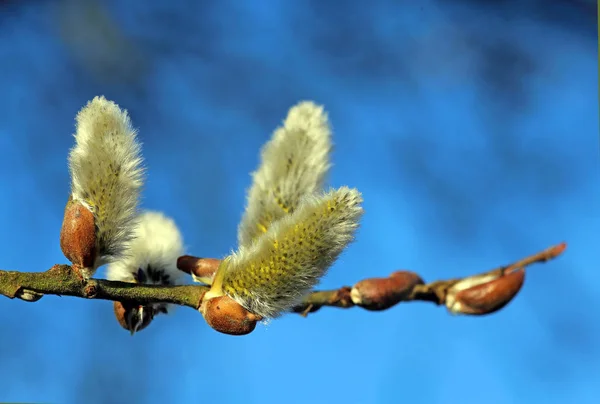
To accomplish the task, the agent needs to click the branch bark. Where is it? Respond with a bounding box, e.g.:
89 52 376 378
0 242 566 319
0 264 208 308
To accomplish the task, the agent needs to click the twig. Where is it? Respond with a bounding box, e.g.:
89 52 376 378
0 264 208 308
0 243 566 321
290 242 567 316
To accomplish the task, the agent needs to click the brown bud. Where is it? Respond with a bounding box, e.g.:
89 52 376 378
113 301 130 330
113 301 153 334
177 256 220 284
60 198 97 269
351 271 425 311
446 269 525 315
16 289 43 302
201 295 261 336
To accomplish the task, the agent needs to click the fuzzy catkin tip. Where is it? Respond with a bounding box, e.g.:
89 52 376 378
219 186 363 319
237 101 332 247
68 96 145 266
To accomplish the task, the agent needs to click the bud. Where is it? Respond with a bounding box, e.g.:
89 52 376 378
177 256 220 285
201 295 261 336
113 301 153 334
60 198 97 270
113 301 130 330
445 269 525 315
350 271 424 311
16 289 43 302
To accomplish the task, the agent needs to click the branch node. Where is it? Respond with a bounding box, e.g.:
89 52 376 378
329 286 354 307
83 282 98 298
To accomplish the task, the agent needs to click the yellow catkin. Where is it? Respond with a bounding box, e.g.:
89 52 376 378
211 186 363 318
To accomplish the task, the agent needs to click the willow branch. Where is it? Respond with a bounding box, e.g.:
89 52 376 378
0 243 566 320
0 264 208 309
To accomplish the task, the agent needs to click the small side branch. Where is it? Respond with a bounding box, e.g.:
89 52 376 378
290 242 567 316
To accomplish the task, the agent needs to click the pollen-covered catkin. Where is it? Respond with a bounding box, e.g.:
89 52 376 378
66 96 144 274
211 186 363 319
237 101 332 247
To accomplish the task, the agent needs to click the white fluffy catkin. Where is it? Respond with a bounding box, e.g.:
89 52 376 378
106 210 185 313
68 96 145 267
211 187 363 319
237 101 332 248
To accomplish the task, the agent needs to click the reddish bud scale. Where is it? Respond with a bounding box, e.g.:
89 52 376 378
113 301 153 333
60 199 97 269
113 301 130 330
447 269 525 315
177 256 220 281
201 295 261 336
351 271 425 311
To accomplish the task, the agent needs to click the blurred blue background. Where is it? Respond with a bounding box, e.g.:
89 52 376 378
0 1 597 403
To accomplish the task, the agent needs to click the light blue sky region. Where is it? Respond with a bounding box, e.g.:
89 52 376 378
0 1 597 403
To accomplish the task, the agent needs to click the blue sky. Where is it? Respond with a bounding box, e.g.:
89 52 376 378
0 1 597 403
